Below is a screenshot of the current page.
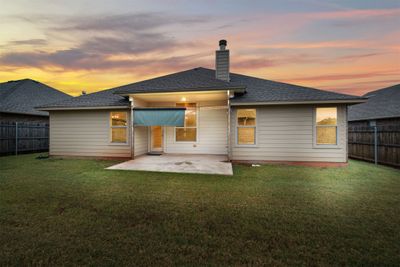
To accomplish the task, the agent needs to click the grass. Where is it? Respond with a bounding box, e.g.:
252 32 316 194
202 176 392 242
0 154 399 266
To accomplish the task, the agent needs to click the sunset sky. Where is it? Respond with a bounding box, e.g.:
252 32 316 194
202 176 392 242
0 0 399 96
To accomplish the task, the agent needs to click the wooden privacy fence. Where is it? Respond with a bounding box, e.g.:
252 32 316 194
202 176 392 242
348 125 400 168
0 122 49 156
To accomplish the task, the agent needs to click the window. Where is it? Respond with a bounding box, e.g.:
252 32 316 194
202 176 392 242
110 112 127 143
237 109 256 145
175 103 197 142
315 107 337 145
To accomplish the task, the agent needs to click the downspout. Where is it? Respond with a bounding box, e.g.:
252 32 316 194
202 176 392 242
227 90 231 161
129 96 135 159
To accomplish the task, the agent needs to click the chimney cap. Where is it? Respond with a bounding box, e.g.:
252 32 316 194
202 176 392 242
219 39 227 46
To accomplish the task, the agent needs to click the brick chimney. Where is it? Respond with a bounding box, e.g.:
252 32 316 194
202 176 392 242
215 39 230 81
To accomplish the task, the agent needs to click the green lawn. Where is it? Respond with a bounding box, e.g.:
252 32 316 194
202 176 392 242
0 154 399 266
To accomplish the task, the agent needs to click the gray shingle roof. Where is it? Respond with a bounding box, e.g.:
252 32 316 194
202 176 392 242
0 79 71 116
39 67 364 109
226 70 364 103
348 84 400 121
114 68 244 94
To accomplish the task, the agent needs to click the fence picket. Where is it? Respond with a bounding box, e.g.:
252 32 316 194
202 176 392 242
0 121 49 156
348 125 400 168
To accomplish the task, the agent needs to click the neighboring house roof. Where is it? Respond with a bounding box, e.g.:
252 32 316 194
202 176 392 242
0 79 72 116
348 84 400 121
39 67 365 109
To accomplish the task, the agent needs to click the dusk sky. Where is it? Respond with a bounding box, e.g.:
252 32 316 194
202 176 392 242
0 0 399 96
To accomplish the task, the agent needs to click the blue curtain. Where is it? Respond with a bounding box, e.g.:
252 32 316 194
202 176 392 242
134 109 185 126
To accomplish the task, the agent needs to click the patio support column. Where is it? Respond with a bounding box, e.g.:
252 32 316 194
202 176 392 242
129 96 135 159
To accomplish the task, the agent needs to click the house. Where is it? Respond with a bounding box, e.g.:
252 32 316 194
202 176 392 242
0 79 71 123
347 84 399 167
38 40 365 164
348 84 400 127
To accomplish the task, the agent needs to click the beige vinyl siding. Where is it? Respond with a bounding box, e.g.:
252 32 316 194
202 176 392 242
132 98 149 156
49 109 131 158
230 105 347 162
164 104 228 154
134 126 148 156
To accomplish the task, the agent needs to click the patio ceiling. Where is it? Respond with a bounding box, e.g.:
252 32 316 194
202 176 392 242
132 90 228 103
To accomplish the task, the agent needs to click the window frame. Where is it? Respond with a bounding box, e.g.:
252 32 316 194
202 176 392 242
109 111 129 145
236 108 257 147
313 107 339 148
174 103 198 143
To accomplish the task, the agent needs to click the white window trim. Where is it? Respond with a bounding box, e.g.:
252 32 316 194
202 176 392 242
174 103 199 143
109 111 129 145
235 108 258 147
313 107 340 149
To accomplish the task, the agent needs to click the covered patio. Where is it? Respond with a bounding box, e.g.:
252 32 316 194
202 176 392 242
107 154 233 175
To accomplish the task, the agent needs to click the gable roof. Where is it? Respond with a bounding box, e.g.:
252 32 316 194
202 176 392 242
0 79 72 116
348 84 400 121
39 67 365 110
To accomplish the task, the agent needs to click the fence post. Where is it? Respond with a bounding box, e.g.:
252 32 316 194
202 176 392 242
15 122 18 155
374 126 378 165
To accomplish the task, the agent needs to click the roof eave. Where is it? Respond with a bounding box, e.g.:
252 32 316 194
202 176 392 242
114 86 246 96
0 110 49 117
37 105 130 111
230 99 367 106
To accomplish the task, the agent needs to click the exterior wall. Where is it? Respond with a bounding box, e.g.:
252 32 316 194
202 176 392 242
0 112 49 123
48 103 350 161
134 126 148 156
164 103 228 154
142 100 228 155
230 104 348 163
49 109 131 158
132 98 149 157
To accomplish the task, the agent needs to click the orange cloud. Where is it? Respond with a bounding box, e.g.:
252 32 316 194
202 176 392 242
251 40 367 49
0 7 399 97
284 70 398 83
309 8 400 20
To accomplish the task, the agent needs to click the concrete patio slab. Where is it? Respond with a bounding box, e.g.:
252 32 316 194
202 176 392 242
107 154 233 175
